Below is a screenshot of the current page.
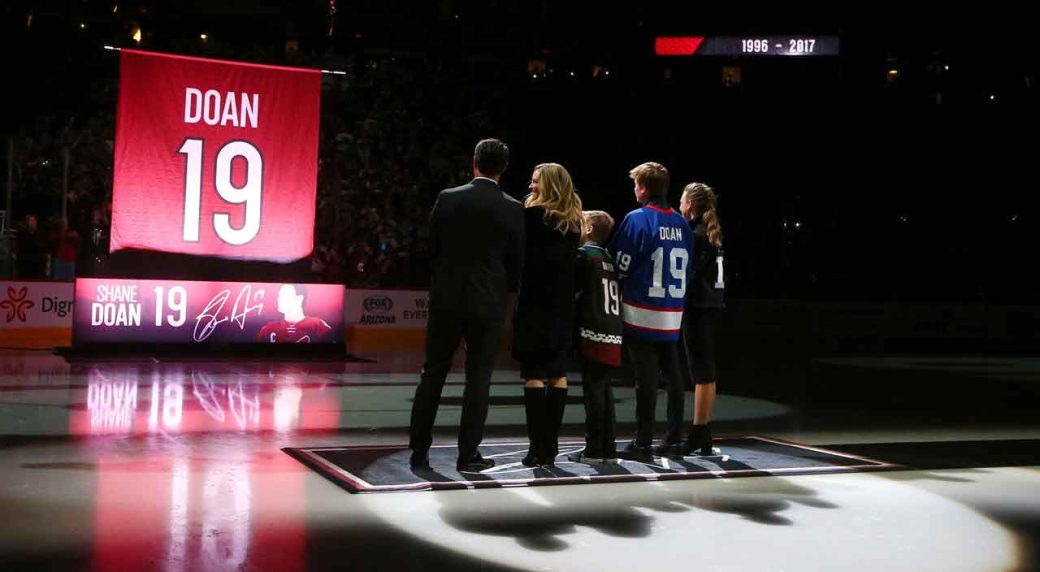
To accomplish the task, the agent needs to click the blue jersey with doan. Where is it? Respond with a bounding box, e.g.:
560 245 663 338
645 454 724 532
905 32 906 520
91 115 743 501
608 203 693 341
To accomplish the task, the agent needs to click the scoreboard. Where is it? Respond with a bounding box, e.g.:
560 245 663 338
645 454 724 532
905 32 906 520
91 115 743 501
655 36 840 57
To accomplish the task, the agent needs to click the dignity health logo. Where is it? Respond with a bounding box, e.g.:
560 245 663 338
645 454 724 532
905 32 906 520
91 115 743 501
0 287 35 323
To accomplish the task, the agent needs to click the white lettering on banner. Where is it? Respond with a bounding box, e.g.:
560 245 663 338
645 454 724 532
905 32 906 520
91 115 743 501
183 88 259 129
95 284 139 303
91 302 142 327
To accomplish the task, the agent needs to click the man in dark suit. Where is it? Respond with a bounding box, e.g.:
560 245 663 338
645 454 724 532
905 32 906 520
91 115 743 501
409 138 524 472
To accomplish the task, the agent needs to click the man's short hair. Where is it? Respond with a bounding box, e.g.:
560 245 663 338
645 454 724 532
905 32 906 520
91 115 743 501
582 210 615 244
629 162 669 200
474 138 510 178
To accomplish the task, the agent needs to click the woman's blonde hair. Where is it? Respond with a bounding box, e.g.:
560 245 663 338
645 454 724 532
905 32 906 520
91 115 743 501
525 163 583 235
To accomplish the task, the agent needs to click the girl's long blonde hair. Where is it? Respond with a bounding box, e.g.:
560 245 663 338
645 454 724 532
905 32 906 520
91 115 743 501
682 182 723 248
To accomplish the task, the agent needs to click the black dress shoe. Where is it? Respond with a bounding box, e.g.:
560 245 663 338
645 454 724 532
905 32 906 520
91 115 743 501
409 449 430 469
617 440 654 463
652 441 681 459
456 455 495 472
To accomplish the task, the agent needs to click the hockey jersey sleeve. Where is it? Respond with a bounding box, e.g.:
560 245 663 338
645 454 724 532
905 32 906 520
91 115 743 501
609 211 649 279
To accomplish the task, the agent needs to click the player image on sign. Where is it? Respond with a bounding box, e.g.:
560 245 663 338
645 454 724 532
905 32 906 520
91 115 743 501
256 284 332 343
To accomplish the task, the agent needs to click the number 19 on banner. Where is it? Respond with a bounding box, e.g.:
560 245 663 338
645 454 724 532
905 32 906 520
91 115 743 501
178 138 263 246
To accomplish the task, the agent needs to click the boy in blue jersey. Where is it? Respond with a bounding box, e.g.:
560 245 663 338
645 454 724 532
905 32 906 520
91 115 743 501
609 162 693 462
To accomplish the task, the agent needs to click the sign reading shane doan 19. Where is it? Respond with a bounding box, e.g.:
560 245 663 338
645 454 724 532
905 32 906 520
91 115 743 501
110 49 321 261
74 278 344 344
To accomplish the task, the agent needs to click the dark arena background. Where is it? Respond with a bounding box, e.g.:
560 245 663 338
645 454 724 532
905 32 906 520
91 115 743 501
1 2 1039 571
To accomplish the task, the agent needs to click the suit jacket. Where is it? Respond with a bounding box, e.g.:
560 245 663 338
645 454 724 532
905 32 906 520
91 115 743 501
428 177 524 321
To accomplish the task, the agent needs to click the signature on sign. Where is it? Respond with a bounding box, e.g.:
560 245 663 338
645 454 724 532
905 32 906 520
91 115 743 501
193 285 266 342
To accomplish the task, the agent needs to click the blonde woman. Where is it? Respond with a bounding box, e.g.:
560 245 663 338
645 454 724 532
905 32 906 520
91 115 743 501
514 163 583 467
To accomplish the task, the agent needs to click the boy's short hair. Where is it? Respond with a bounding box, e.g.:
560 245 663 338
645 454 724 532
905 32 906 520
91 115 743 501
582 210 615 244
628 162 669 200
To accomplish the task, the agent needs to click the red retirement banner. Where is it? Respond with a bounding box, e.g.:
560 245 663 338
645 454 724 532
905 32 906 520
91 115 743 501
110 49 321 261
